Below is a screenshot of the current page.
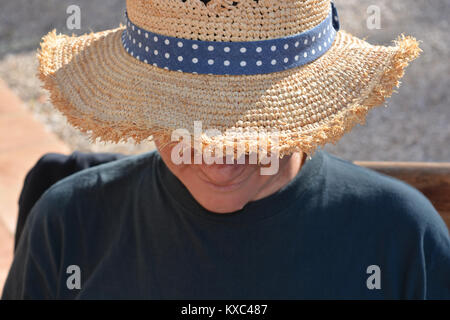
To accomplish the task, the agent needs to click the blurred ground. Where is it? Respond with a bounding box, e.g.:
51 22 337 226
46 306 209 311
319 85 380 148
0 0 449 161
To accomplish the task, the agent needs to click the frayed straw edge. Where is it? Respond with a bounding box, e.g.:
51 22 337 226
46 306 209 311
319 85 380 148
37 33 421 157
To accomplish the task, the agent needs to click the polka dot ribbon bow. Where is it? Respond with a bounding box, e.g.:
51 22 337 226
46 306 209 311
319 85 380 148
122 3 340 75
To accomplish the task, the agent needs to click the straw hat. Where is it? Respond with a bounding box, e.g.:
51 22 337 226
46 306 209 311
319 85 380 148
38 0 421 157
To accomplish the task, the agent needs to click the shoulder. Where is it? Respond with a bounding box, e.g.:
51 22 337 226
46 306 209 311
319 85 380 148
320 151 447 232
318 152 450 298
52 150 156 190
320 151 450 269
27 150 160 226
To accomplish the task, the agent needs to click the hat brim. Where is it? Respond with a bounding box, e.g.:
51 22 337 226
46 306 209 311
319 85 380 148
38 27 420 156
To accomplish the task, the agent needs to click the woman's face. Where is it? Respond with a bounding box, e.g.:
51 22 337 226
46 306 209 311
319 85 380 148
155 140 303 213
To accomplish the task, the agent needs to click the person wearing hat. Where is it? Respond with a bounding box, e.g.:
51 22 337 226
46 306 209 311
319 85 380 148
2 0 450 299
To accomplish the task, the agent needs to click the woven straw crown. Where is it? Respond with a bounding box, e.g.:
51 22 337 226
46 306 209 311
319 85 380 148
127 0 330 41
37 0 421 157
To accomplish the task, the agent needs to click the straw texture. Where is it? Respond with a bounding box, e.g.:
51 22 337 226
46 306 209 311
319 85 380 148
127 0 330 42
37 0 421 157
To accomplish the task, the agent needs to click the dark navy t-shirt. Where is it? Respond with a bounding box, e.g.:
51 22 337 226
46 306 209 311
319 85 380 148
2 150 450 299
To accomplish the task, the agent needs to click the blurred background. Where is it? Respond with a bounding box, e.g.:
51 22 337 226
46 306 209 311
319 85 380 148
0 0 449 161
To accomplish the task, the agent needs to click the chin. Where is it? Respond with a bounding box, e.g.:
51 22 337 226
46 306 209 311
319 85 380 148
195 194 248 214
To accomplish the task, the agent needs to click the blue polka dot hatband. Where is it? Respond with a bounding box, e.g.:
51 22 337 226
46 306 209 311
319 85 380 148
122 2 340 76
37 0 421 156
